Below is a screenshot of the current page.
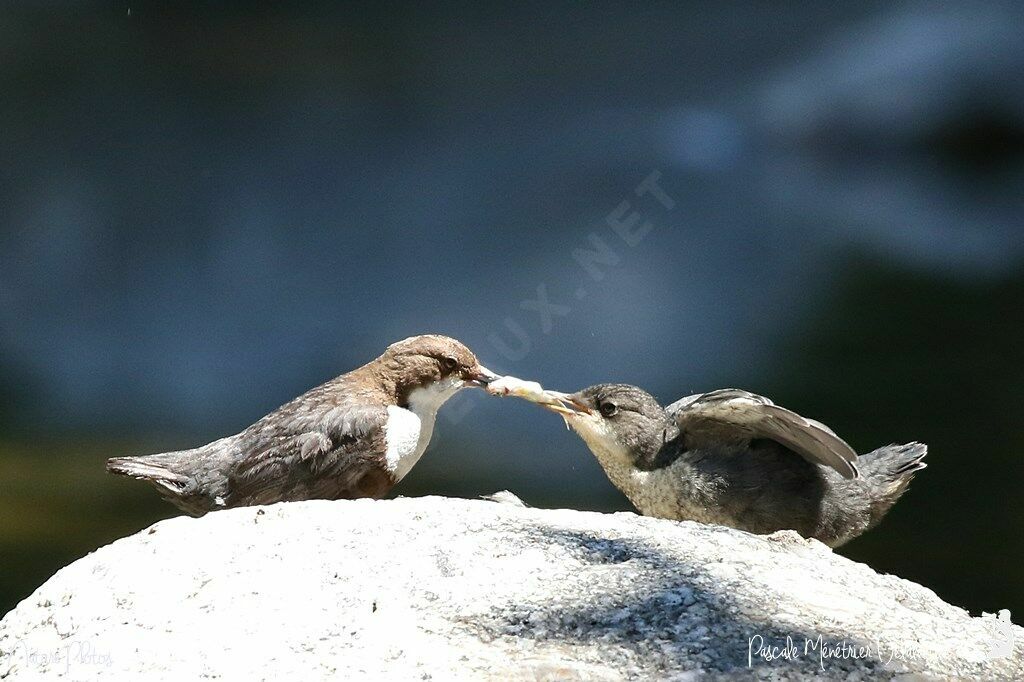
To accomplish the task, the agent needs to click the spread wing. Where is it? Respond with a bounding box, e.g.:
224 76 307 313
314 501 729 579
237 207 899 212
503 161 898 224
226 401 392 506
666 389 859 479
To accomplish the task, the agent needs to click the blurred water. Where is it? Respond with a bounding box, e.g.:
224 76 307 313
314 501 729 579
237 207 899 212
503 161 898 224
1 2 1022 619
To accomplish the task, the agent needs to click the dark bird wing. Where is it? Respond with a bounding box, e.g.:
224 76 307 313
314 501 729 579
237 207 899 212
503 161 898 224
666 389 859 479
227 400 393 506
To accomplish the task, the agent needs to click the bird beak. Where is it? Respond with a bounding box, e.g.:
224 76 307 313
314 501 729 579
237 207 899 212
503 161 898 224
538 391 593 416
463 365 499 388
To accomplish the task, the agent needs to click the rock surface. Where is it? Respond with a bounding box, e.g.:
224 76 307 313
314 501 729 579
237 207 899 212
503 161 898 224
0 496 1020 680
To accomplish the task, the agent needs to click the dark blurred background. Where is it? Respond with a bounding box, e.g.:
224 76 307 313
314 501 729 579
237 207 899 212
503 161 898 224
2 2 1022 621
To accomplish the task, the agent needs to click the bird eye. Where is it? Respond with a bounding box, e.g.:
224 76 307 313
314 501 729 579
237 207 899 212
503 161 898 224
442 357 458 371
599 401 618 417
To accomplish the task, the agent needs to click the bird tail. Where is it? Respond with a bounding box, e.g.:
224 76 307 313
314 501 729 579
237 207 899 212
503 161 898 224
106 450 194 495
858 441 928 525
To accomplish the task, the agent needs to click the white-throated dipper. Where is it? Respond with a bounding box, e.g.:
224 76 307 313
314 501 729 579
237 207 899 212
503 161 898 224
107 334 497 515
524 382 926 547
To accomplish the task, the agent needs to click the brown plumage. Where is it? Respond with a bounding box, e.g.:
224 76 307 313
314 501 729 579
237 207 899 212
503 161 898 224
107 335 496 515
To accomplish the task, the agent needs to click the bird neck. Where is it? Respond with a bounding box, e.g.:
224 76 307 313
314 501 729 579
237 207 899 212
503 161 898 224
585 435 647 501
595 445 708 520
405 377 463 416
631 418 682 470
575 417 703 519
360 356 446 407
382 378 464 483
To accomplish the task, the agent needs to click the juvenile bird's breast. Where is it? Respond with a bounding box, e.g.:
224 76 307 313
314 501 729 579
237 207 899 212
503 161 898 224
580 439 705 522
574 428 691 520
614 460 727 526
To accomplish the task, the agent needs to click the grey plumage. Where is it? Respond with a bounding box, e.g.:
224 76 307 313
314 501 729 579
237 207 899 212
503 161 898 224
553 383 926 547
665 388 859 479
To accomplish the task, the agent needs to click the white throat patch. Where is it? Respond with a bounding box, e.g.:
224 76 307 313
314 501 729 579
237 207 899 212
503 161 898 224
383 377 464 482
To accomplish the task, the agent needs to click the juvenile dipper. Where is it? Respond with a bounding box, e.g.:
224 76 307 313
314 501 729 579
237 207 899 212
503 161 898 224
107 335 497 515
542 384 926 547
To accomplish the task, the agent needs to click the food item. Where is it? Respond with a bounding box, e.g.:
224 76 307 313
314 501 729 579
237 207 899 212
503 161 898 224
485 375 585 428
485 375 550 402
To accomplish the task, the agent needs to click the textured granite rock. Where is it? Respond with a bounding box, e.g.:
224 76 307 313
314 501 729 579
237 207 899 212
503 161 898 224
1 496 1020 680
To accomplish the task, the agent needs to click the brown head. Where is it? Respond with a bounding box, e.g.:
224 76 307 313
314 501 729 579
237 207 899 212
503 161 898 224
375 334 497 406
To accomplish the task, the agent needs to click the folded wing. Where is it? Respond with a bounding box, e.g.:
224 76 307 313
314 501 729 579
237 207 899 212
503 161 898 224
229 403 392 504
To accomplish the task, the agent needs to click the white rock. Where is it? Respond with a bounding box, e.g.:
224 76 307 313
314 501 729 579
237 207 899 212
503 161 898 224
0 497 1021 680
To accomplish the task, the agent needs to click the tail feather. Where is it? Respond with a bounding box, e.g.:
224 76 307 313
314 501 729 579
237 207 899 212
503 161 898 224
890 444 928 476
860 441 927 475
859 441 928 527
106 451 193 493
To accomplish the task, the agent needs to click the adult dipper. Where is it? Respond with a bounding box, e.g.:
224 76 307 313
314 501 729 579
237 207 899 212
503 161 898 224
107 335 497 515
537 383 926 547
